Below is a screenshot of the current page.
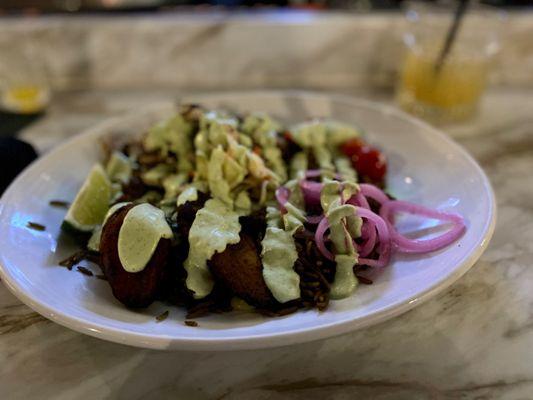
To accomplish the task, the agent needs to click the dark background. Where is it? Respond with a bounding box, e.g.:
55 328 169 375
0 0 531 13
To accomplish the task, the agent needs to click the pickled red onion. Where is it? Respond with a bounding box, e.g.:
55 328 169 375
315 217 334 261
280 172 466 268
347 193 376 257
306 215 324 224
299 180 322 209
380 200 466 254
275 186 290 213
304 169 323 179
356 207 391 268
359 183 389 205
357 223 377 258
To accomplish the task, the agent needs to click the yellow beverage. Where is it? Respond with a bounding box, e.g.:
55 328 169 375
396 46 489 122
1 84 50 114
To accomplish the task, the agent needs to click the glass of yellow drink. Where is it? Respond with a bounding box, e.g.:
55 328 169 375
0 34 50 115
396 1 504 123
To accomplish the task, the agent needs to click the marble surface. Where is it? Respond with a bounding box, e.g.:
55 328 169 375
1 87 532 399
1 11 532 91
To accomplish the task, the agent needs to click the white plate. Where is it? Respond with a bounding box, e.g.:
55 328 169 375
0 92 495 350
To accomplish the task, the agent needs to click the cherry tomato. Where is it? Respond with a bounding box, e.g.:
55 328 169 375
354 147 387 182
340 139 387 183
340 138 364 158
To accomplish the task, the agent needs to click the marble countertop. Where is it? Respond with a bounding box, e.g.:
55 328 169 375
3 88 533 399
2 11 533 91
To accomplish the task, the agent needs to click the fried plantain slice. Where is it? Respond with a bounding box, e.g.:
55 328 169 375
209 233 277 308
100 204 171 308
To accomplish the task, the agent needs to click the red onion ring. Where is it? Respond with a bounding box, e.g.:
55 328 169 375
284 171 466 271
306 215 324 224
304 169 322 178
359 183 389 205
357 223 377 258
315 217 335 261
299 180 322 209
380 200 466 254
275 186 290 214
347 193 376 257
356 207 391 268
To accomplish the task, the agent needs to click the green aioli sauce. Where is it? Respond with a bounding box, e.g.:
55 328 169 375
283 202 306 234
162 173 188 199
335 156 357 183
290 152 308 180
142 164 172 186
234 191 252 216
241 113 287 181
332 254 360 299
176 186 198 207
261 227 300 303
87 228 102 253
106 202 131 222
87 202 131 253
207 146 234 206
287 177 305 202
144 114 195 174
312 146 335 175
197 125 260 209
290 120 361 182
260 207 302 303
320 180 362 299
134 111 367 304
184 198 241 299
106 151 132 184
117 203 173 273
291 120 362 148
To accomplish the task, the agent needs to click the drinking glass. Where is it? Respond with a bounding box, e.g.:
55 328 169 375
0 32 50 115
395 1 505 123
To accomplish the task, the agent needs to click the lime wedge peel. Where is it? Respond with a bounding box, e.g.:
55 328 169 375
63 164 111 233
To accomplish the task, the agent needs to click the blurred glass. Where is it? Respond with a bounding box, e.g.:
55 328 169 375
0 34 50 115
395 1 505 123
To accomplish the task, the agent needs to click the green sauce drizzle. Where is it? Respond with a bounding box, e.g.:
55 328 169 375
117 203 173 273
184 199 241 299
260 206 302 303
320 180 362 299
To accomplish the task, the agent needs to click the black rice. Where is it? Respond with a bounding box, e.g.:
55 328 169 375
292 228 336 312
49 200 70 208
59 250 99 270
186 305 211 319
76 266 93 276
184 284 233 319
156 310 169 322
59 252 84 269
27 222 45 231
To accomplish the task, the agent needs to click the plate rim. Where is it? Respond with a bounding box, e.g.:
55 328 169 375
0 90 496 350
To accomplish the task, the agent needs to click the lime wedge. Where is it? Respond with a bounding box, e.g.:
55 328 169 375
62 164 111 233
